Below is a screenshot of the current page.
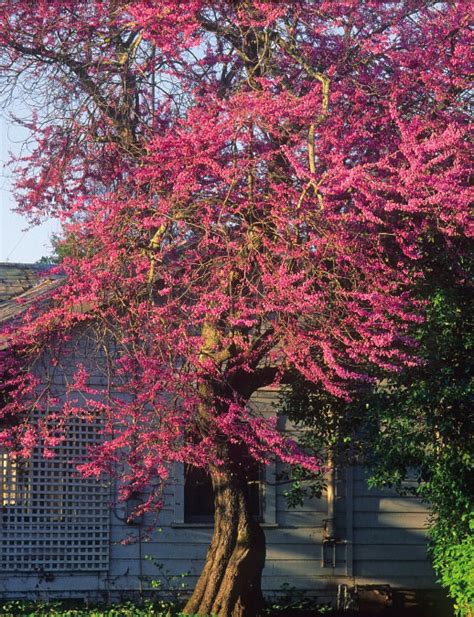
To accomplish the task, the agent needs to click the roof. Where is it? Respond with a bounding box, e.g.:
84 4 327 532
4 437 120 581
0 263 57 303
0 263 63 349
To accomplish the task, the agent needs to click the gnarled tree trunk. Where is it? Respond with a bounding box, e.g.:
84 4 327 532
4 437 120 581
183 461 266 617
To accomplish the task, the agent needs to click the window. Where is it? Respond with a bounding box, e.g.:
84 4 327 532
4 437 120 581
0 418 110 572
173 460 276 526
183 465 214 523
0 453 29 507
184 460 263 523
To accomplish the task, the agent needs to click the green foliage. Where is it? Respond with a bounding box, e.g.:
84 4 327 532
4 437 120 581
0 599 157 616
37 232 84 264
432 521 474 617
264 583 327 613
0 599 200 617
283 241 473 616
142 557 191 608
0 562 193 617
280 461 326 509
361 247 473 616
0 560 196 617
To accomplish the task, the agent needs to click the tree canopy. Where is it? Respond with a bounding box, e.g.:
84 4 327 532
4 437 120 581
0 2 471 615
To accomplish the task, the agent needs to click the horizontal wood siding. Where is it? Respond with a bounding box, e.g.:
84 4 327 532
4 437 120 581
351 467 435 588
0 363 439 601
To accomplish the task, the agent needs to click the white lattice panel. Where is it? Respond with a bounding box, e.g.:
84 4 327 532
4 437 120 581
0 419 110 572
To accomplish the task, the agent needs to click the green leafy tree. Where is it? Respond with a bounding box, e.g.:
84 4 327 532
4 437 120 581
283 239 473 616
37 232 83 264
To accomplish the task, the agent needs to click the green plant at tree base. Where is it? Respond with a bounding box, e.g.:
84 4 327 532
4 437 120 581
282 240 473 617
143 556 191 610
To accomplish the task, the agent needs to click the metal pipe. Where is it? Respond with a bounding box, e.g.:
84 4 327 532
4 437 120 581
325 458 336 540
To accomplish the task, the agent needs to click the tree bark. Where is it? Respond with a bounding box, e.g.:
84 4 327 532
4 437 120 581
183 459 266 617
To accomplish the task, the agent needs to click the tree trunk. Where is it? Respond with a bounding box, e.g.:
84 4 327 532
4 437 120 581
183 462 266 617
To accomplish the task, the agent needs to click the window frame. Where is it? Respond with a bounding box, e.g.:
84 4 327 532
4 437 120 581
172 461 277 527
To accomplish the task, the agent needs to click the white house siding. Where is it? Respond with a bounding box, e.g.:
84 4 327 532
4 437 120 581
0 466 437 603
0 459 436 603
0 316 438 604
350 468 435 589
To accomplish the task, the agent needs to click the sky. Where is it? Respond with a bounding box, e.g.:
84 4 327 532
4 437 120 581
0 113 60 264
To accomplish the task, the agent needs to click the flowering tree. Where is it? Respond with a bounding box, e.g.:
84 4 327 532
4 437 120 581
0 2 471 615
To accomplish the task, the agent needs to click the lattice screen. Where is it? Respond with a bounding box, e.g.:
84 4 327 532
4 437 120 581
0 418 110 572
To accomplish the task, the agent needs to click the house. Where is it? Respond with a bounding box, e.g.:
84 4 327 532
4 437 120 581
0 263 448 613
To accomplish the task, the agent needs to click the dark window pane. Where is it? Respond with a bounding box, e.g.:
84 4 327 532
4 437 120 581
184 466 214 523
184 459 263 523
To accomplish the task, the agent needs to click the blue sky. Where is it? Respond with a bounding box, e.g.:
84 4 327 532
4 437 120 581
1 112 60 264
